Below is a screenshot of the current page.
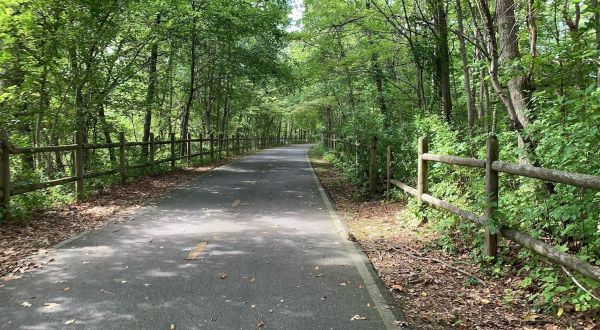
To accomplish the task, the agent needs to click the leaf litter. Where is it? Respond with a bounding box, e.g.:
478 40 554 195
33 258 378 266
310 152 599 329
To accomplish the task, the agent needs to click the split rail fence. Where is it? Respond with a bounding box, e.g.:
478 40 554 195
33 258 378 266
0 130 306 219
322 133 600 283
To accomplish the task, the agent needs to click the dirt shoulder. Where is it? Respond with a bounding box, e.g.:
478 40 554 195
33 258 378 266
308 148 598 330
0 157 238 281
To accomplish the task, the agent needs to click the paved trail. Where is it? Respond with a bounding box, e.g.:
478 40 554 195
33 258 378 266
0 145 406 330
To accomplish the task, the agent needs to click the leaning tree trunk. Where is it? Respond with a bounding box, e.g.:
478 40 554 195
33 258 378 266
479 0 516 122
497 0 531 132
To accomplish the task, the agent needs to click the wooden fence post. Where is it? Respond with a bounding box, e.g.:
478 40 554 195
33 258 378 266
119 132 126 183
369 135 377 197
417 137 428 209
219 134 223 159
74 131 85 200
170 133 176 170
237 134 241 154
232 134 235 155
333 134 337 151
199 133 204 163
485 136 499 260
210 133 215 161
386 145 393 200
226 135 230 157
149 133 155 168
1 130 11 220
187 132 192 164
355 139 359 165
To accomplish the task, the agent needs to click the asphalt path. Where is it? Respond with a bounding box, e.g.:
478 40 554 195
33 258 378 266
0 144 407 330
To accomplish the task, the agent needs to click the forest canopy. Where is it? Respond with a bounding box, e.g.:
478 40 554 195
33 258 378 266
0 0 296 153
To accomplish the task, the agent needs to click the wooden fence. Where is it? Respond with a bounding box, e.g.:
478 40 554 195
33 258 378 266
322 134 600 283
0 130 306 219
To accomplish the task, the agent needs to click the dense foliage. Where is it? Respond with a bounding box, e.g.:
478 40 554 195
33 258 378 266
0 0 305 213
286 0 600 314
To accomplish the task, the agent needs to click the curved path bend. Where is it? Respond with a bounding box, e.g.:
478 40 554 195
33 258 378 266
0 145 406 330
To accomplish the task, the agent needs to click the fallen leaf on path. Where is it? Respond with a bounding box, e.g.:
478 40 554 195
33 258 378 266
523 311 539 322
219 272 228 279
249 277 256 283
256 320 266 328
44 302 59 310
185 241 208 260
169 324 176 329
350 315 368 321
391 284 405 293
21 302 32 308
64 319 76 325
231 200 241 207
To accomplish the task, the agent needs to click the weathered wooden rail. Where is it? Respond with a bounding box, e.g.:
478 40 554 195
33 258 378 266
322 134 600 282
0 130 306 219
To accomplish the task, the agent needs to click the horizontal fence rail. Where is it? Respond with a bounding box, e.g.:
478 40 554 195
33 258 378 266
0 130 313 219
322 133 600 283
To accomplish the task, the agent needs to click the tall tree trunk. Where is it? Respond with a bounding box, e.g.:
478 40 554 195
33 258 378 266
480 0 540 163
70 47 87 146
416 63 426 108
497 0 531 131
97 95 116 162
142 15 161 159
180 10 197 153
365 1 388 126
562 0 581 45
8 28 35 169
372 55 388 124
36 64 49 167
434 0 452 122
479 0 526 132
221 89 230 138
455 0 475 130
